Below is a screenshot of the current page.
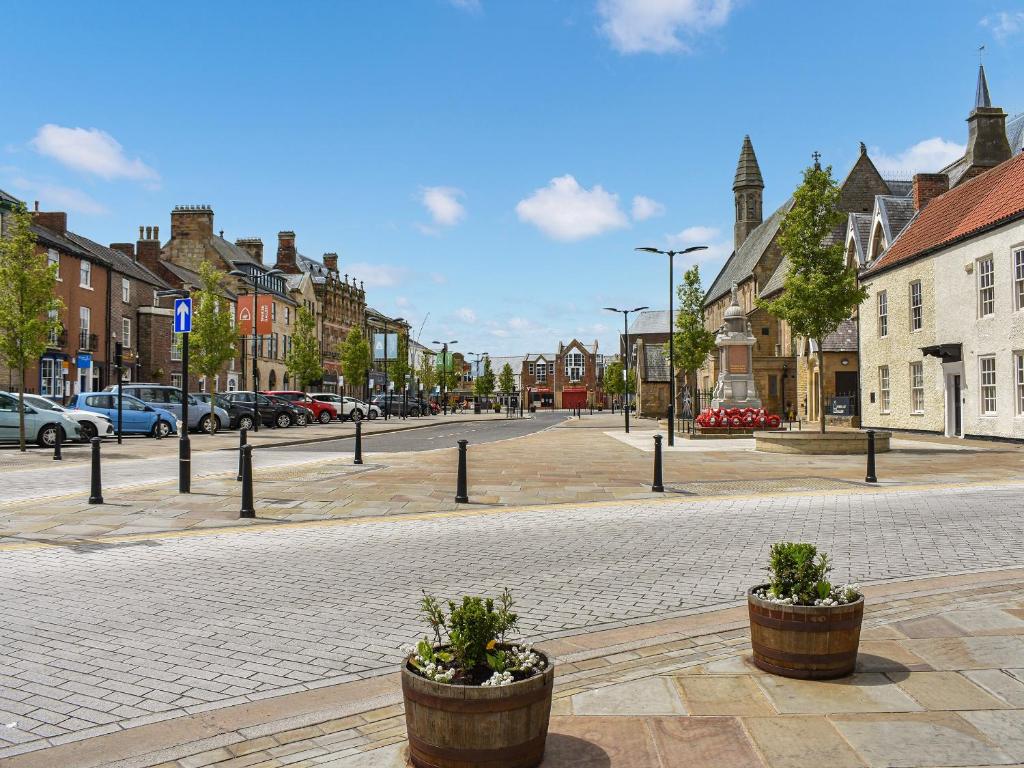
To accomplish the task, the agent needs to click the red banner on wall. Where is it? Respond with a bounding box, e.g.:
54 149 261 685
236 295 273 335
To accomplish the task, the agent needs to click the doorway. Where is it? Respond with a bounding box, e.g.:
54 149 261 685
943 364 964 438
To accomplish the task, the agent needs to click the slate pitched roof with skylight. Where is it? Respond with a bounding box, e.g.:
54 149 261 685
864 150 1024 276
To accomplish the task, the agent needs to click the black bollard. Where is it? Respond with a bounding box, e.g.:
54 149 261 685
455 439 469 503
865 430 877 483
53 426 62 461
652 434 664 492
236 427 247 481
88 437 103 504
354 420 363 465
239 444 255 518
155 419 163 440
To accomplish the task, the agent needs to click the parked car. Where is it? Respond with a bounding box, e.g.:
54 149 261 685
193 393 257 431
371 393 425 417
105 384 231 433
0 391 83 447
67 392 177 438
309 393 366 421
20 393 115 441
221 391 308 428
344 396 380 420
263 390 338 424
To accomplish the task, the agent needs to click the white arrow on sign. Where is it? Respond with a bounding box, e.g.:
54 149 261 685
177 303 190 322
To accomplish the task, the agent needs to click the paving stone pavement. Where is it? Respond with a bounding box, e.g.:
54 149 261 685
2 482 1024 756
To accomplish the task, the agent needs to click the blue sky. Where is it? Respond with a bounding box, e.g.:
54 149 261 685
3 1 1023 356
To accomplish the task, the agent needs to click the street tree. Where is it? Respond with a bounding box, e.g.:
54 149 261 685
388 334 411 391
435 352 462 399
189 260 237 433
338 327 370 398
758 159 867 433
473 357 495 398
286 306 322 390
670 264 716 408
498 362 515 395
0 205 63 451
416 353 437 395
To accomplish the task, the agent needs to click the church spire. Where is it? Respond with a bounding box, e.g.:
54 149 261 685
975 63 992 109
733 135 764 190
733 135 764 251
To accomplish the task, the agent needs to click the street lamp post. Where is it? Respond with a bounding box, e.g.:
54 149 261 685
636 246 708 446
431 339 458 415
604 306 649 434
229 267 284 433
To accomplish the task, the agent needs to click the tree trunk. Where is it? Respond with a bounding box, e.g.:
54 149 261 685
816 346 826 434
17 367 26 452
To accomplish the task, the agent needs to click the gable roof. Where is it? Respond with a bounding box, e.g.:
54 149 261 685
705 197 794 306
211 235 261 267
159 260 239 300
64 232 169 289
821 317 858 352
0 188 21 207
758 222 846 300
627 309 678 336
876 195 916 244
864 150 1024 276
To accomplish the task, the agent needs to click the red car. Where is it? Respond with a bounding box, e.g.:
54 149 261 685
262 391 338 424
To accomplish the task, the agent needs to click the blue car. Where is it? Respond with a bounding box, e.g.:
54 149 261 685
67 392 178 438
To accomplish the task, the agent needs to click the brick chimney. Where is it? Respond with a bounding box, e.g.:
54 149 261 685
31 210 68 233
235 237 264 263
110 242 136 260
912 173 949 211
170 204 214 241
322 252 338 272
136 225 162 274
276 230 298 273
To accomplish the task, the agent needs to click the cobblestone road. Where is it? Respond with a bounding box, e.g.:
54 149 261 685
1 482 1023 755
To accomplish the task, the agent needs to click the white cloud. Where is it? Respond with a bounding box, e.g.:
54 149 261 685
631 194 665 221
456 307 477 323
666 225 731 262
30 124 159 184
395 296 411 308
420 186 466 228
516 174 628 241
345 261 409 288
598 0 733 54
449 0 481 11
981 11 1024 41
871 137 965 176
8 176 107 215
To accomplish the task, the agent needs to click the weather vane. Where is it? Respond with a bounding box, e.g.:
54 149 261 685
811 150 822 169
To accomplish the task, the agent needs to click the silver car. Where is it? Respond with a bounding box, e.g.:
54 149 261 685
20 393 115 441
105 384 231 433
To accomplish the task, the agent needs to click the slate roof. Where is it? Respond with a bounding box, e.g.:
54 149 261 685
642 344 670 382
523 353 555 362
211 235 261 267
296 253 334 285
159 260 239 301
734 136 763 189
705 197 794 306
1008 112 1024 155
877 196 916 244
30 224 102 263
885 179 913 197
864 150 1024 276
0 188 21 207
821 317 858 353
627 310 678 336
848 212 872 267
64 232 169 289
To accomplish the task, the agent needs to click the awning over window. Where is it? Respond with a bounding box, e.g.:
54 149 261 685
921 343 962 363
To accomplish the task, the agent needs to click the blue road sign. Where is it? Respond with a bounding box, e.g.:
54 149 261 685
174 298 193 333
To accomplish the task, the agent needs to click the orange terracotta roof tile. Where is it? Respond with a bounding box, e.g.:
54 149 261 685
864 151 1024 275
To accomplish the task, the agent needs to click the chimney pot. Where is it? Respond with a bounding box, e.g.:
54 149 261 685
154 225 159 240
139 226 144 239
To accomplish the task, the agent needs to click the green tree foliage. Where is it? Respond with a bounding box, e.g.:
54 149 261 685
603 360 636 398
338 327 370 397
473 357 495 397
416 353 437 394
285 306 322 390
758 162 867 433
0 206 62 450
498 362 516 395
435 351 462 394
670 264 716 403
189 260 238 433
388 334 411 389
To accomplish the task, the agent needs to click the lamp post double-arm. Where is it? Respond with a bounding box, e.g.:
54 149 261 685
431 339 457 415
636 246 708 446
229 267 283 433
603 306 649 433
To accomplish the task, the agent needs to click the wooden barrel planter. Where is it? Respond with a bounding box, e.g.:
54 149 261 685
747 587 864 680
401 653 555 768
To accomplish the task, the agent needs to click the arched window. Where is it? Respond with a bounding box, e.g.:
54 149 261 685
565 351 585 381
269 370 277 388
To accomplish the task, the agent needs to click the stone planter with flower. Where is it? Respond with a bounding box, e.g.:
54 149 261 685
402 589 554 768
748 542 863 680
